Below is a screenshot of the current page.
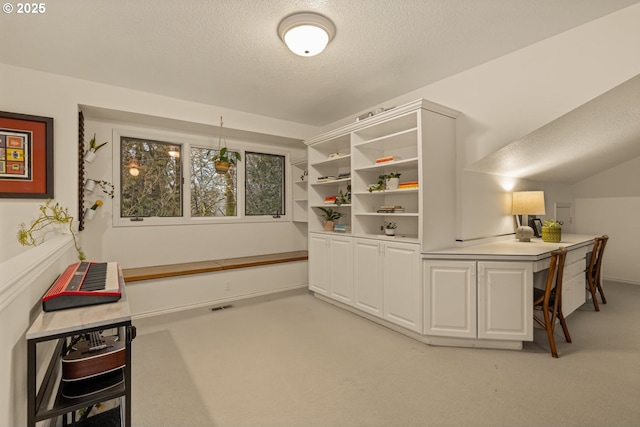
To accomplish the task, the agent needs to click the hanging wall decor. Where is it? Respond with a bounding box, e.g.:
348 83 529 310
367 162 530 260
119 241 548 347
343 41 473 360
0 111 54 198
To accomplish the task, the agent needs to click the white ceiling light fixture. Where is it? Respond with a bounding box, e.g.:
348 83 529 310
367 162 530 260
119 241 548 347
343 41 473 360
278 12 335 57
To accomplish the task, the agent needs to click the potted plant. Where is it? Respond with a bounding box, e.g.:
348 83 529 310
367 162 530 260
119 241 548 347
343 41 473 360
84 200 103 220
368 174 389 192
383 221 398 236
318 207 343 231
386 172 401 190
213 116 241 173
84 133 108 162
84 179 115 198
542 219 562 243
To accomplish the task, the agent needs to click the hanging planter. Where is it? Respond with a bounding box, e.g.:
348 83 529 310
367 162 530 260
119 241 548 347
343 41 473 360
84 133 108 163
211 116 241 174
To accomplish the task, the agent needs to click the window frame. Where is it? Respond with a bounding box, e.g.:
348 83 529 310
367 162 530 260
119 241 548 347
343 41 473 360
244 151 287 217
112 126 291 227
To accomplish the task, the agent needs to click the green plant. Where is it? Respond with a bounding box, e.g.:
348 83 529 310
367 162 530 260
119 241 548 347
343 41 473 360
384 221 398 229
318 207 343 221
368 174 388 192
544 219 562 228
335 185 351 206
212 146 242 165
88 179 115 198
388 172 401 179
17 200 85 260
88 133 108 153
213 116 241 165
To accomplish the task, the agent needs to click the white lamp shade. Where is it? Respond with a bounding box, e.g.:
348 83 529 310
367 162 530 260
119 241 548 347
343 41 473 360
278 13 335 57
512 191 546 215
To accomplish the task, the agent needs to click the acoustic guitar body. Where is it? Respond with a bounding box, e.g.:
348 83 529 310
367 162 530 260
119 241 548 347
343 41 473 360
62 336 126 381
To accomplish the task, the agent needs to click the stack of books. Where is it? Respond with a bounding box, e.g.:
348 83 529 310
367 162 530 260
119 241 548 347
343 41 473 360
398 181 418 189
317 176 336 182
324 196 337 204
377 205 405 213
375 155 397 164
337 172 351 180
333 224 351 233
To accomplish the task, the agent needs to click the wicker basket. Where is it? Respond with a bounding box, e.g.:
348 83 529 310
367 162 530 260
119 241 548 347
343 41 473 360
541 226 562 243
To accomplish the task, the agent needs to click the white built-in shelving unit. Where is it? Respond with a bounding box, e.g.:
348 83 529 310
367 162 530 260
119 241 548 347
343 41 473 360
305 99 459 334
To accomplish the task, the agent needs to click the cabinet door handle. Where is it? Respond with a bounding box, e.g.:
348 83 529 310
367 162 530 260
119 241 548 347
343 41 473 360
478 263 485 276
471 263 476 277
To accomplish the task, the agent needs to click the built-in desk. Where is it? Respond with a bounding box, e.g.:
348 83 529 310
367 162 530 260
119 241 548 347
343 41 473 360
422 234 595 349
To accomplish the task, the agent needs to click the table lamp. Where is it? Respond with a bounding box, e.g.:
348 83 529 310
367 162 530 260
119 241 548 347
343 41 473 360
512 191 545 242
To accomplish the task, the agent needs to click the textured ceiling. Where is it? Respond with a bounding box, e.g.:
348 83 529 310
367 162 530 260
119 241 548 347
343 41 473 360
1 0 638 127
466 74 640 183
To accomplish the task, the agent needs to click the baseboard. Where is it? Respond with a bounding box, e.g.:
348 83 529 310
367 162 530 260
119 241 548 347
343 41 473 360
131 284 308 320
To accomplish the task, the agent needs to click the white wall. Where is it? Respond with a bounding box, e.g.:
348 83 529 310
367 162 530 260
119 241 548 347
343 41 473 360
0 63 319 264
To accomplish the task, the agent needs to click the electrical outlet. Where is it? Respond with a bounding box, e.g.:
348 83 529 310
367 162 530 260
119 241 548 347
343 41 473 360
224 280 231 291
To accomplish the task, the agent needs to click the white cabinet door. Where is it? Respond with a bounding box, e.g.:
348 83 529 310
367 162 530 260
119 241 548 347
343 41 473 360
329 235 353 305
423 260 476 338
353 238 383 317
308 233 329 295
477 262 532 341
383 242 422 333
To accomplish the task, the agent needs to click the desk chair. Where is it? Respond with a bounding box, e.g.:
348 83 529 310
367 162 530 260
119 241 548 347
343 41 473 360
534 247 571 358
586 235 609 311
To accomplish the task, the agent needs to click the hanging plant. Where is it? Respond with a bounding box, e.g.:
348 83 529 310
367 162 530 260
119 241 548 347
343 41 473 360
17 200 86 260
211 116 241 173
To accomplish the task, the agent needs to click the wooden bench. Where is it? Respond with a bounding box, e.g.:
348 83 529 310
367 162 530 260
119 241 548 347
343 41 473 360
121 250 308 283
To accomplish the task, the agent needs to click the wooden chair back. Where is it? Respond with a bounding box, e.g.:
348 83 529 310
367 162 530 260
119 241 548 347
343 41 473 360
534 247 571 358
586 235 609 311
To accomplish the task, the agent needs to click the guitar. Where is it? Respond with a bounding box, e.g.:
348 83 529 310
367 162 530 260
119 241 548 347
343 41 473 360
62 332 126 382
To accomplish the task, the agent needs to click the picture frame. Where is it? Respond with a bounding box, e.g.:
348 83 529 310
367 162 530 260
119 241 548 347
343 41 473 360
0 111 53 198
530 218 543 237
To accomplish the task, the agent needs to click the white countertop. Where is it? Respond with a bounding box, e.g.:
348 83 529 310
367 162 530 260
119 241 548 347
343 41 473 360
26 276 131 340
423 234 596 261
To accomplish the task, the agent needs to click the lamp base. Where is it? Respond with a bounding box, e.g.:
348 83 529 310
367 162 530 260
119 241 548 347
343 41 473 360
515 225 535 242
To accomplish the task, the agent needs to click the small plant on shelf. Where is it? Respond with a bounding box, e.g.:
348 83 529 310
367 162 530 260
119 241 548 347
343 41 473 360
542 219 563 243
383 221 398 236
318 207 343 231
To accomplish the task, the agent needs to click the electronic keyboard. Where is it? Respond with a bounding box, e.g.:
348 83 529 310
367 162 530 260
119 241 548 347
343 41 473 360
42 262 122 312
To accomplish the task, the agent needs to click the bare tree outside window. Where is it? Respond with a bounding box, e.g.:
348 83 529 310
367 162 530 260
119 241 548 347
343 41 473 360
245 152 285 216
120 137 182 217
191 147 238 217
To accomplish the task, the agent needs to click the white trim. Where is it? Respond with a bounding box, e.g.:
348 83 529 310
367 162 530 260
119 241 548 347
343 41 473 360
111 125 291 227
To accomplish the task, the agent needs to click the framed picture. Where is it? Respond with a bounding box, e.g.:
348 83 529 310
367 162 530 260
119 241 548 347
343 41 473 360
530 218 543 237
0 111 53 198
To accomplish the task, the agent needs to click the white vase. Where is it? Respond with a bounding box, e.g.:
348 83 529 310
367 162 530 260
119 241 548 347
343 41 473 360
386 177 399 190
385 228 395 236
84 179 96 192
84 208 96 220
84 150 97 162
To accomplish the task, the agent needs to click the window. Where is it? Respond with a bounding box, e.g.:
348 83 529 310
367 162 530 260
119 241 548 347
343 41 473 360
120 137 182 217
245 152 285 216
115 130 289 226
191 147 238 217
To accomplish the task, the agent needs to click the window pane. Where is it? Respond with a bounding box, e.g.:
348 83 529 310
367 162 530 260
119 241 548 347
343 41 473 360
190 147 238 217
245 152 285 216
120 137 182 217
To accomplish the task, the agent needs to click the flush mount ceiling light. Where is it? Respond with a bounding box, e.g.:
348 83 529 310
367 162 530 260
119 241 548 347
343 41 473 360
278 12 335 57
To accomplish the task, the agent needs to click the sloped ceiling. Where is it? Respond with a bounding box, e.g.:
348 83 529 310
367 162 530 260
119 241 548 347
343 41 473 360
1 0 638 127
465 74 640 184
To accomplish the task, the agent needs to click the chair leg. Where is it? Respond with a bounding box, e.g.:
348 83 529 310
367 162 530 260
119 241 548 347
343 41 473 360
587 276 600 311
558 312 572 343
596 278 607 304
542 311 559 358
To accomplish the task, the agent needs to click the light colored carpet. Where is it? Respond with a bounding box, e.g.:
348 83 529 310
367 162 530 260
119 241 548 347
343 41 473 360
132 329 213 426
132 282 640 427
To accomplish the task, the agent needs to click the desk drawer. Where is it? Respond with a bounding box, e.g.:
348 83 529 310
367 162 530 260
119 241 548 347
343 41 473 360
564 258 585 279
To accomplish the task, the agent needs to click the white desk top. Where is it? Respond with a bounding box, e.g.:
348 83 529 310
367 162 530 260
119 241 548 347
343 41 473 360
26 275 131 340
423 234 596 262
